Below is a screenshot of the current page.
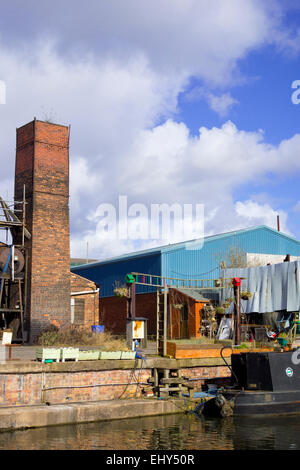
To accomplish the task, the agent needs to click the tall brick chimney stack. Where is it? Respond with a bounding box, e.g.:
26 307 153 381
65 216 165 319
14 119 71 342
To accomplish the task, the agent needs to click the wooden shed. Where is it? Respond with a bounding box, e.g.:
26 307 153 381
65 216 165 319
168 287 210 339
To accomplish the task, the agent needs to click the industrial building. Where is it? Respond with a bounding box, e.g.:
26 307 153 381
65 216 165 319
71 226 300 338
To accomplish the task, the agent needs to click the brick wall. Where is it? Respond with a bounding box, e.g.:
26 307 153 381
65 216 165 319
70 273 99 327
14 120 71 341
100 292 157 336
0 364 230 406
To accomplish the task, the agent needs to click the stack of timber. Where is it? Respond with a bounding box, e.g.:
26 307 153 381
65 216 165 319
148 367 194 398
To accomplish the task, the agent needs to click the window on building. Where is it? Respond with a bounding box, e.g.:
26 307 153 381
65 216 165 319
71 298 85 325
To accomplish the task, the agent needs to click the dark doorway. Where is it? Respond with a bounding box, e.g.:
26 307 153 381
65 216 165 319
180 303 189 339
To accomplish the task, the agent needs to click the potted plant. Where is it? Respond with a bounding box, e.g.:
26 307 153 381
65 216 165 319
216 306 225 315
277 332 289 348
222 302 231 309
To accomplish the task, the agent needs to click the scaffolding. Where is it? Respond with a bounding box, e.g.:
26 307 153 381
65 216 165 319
0 187 30 343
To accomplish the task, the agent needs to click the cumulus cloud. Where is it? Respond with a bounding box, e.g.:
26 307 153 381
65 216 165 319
206 93 239 117
235 200 289 233
185 87 239 116
71 119 300 257
0 0 281 84
1 1 300 258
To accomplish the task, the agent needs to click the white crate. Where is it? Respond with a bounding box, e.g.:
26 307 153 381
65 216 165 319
60 347 79 362
121 351 136 360
99 351 122 360
36 348 61 363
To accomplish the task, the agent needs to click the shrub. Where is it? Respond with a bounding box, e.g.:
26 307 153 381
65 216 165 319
37 324 129 350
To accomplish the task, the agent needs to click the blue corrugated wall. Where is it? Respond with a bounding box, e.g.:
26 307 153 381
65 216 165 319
72 253 161 297
71 227 300 297
162 227 300 281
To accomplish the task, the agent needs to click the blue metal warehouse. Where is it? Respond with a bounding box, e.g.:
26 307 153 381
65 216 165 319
72 225 300 297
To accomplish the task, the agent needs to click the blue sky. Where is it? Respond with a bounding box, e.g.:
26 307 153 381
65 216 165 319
0 1 300 259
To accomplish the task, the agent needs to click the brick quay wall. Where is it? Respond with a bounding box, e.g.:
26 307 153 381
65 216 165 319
0 358 230 407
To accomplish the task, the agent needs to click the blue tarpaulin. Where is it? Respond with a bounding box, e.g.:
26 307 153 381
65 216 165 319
220 261 300 313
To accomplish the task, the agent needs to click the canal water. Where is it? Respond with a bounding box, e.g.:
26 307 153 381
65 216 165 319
0 412 299 450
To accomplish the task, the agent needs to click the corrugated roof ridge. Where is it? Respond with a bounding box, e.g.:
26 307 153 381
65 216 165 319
71 225 300 270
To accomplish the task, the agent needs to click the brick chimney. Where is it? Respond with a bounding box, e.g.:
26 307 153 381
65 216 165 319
14 119 71 341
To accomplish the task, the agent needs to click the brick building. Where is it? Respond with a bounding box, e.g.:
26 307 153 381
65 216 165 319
14 119 71 341
70 273 99 327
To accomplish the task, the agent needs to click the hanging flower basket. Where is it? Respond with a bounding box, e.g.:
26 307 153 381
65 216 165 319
241 291 252 301
216 307 225 315
114 287 129 298
173 303 183 310
222 302 231 309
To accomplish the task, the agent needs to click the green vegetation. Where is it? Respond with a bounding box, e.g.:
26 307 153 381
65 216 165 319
36 324 129 351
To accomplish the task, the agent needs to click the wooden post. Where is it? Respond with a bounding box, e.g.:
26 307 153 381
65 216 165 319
163 287 167 356
130 282 136 318
233 278 241 345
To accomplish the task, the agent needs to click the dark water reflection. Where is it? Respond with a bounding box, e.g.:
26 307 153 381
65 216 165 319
0 413 300 450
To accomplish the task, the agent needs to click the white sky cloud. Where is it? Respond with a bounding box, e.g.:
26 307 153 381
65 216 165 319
235 200 289 233
0 1 300 258
184 87 239 116
206 92 239 117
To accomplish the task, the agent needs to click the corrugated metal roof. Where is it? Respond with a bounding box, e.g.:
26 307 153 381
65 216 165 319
71 225 300 298
172 287 210 302
73 225 300 270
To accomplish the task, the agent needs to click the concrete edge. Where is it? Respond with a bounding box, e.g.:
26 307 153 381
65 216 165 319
0 399 188 432
0 357 230 374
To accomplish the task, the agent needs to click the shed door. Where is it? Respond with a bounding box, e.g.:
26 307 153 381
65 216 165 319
180 304 189 339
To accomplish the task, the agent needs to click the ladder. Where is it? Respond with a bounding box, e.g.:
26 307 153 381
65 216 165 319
156 288 167 356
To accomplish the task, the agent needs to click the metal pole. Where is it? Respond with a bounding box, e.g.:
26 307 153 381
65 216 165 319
130 282 136 318
22 185 26 247
11 245 14 282
234 283 241 345
18 279 24 344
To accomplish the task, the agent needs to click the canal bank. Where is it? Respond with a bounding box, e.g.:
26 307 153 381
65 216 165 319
0 356 230 430
0 398 188 431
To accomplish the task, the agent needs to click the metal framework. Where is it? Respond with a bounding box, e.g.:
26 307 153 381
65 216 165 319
129 271 239 356
0 187 30 343
131 272 234 290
